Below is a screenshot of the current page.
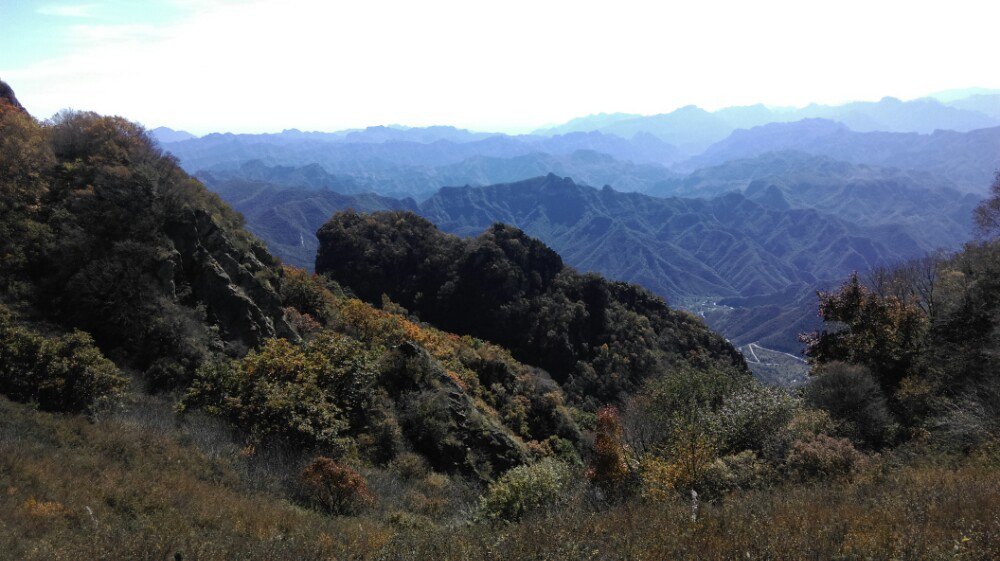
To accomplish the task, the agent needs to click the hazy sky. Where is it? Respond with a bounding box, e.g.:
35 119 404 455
2 0 998 134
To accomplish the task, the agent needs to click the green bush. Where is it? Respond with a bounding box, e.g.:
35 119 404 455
0 307 126 414
478 458 576 522
804 362 893 448
181 332 379 451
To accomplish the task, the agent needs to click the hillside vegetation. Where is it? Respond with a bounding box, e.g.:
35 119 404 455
316 209 745 405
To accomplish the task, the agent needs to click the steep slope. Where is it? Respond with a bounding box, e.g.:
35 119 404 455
0 103 296 385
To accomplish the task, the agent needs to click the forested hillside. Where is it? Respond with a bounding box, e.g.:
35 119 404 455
315 210 745 405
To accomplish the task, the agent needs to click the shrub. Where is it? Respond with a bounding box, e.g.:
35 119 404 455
639 455 683 502
785 434 863 481
699 450 772 498
623 363 749 457
391 452 430 480
784 408 839 441
804 362 893 448
182 343 346 450
932 384 1000 452
710 383 798 453
279 266 341 326
0 308 126 414
299 456 375 515
478 458 576 522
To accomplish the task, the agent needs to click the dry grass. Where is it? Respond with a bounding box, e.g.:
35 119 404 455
3 394 1000 560
382 461 1000 560
0 395 392 561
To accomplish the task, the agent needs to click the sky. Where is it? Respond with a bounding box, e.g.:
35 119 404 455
1 0 998 135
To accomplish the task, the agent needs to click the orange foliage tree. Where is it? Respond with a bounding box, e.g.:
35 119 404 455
588 406 631 494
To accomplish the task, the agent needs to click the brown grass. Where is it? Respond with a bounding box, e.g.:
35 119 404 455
3 395 1000 560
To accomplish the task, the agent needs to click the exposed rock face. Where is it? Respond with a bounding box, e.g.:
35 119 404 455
166 208 297 352
382 342 530 480
0 80 26 113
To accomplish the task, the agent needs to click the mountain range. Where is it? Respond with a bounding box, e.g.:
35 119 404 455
195 167 978 353
155 89 999 358
680 119 1000 191
536 95 1000 153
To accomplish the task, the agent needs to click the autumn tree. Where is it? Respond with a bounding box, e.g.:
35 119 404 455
299 456 375 515
588 406 631 495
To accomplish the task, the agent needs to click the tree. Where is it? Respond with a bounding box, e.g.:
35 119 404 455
801 273 927 394
588 406 631 494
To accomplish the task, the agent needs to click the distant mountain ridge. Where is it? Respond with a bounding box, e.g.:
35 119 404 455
647 151 979 251
679 119 1000 191
536 95 1000 153
150 126 197 143
162 128 683 173
419 174 924 299
202 154 977 301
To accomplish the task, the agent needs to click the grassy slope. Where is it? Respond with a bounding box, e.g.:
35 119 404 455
4 394 999 560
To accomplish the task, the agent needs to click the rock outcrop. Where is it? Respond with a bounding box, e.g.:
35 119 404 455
166 208 296 353
382 342 530 480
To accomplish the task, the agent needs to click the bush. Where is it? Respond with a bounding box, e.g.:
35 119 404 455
0 308 126 414
391 452 430 480
699 450 772 498
478 458 576 522
181 333 378 450
785 434 863 481
784 408 839 441
279 266 342 326
804 362 892 448
639 422 717 500
710 384 798 453
299 456 375 515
